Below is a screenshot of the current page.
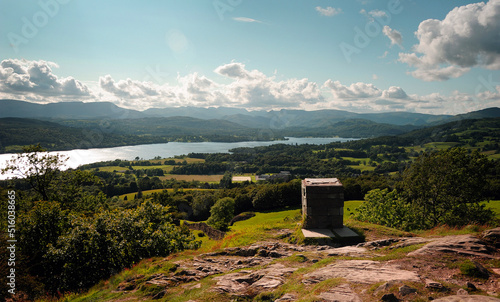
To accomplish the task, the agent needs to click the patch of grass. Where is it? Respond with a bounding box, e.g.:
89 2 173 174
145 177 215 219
120 188 213 200
459 259 488 278
485 200 500 217
415 224 492 237
372 244 426 261
197 208 302 252
160 174 224 182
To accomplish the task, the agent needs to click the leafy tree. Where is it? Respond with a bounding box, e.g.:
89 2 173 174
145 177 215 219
354 189 418 231
1 144 68 201
219 172 233 189
192 191 216 220
355 148 495 230
207 197 235 230
1 145 104 211
401 148 494 228
44 201 200 292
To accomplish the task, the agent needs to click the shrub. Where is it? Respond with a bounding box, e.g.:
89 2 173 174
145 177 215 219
207 197 235 231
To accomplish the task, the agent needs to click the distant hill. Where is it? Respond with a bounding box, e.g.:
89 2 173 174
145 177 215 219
0 117 169 153
0 99 144 119
2 99 499 129
400 116 500 145
278 119 420 138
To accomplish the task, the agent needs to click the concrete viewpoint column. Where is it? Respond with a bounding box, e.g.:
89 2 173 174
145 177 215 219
302 178 344 229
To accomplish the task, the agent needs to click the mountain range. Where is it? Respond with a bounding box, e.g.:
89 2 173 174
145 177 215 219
1 99 500 153
2 99 499 129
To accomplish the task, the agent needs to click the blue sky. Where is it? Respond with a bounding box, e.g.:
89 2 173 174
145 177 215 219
1 0 500 114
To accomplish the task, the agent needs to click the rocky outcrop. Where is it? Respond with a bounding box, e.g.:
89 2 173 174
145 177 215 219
302 260 421 285
212 263 297 294
408 234 496 258
318 284 362 302
113 231 500 301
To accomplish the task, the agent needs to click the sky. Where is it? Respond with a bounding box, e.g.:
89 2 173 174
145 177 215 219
1 0 500 115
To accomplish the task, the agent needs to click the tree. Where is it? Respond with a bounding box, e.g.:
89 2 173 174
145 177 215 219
207 197 235 231
354 148 495 231
219 171 232 189
1 144 68 201
401 148 494 228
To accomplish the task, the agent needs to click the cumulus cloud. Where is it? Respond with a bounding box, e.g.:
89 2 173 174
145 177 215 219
381 86 408 99
321 80 417 112
1 59 498 114
0 59 91 101
399 0 500 81
382 25 403 48
316 6 342 17
323 80 381 99
215 62 323 109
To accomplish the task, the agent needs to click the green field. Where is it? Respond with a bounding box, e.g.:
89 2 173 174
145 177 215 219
120 188 213 200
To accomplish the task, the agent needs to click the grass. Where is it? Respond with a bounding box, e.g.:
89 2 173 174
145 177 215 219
120 188 213 200
198 207 302 252
160 174 223 182
94 164 175 173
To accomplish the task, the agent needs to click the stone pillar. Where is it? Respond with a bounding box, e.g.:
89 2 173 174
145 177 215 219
302 178 344 229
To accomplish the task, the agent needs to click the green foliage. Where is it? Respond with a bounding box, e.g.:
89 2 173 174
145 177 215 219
401 148 494 228
252 179 301 210
192 191 216 220
207 197 235 231
354 189 418 231
355 148 495 230
43 201 200 292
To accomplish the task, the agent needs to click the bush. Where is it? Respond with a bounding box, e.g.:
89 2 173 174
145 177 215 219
42 201 200 292
207 197 235 231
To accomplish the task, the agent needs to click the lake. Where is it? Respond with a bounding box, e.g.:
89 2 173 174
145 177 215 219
0 137 355 179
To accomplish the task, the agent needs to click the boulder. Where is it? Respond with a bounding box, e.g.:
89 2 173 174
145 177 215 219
399 284 417 296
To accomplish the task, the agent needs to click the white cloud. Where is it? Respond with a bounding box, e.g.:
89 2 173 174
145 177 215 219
382 25 403 48
399 0 500 81
368 9 387 18
215 62 323 109
316 6 342 17
323 80 381 99
1 59 498 114
0 59 91 101
232 17 262 23
382 86 407 99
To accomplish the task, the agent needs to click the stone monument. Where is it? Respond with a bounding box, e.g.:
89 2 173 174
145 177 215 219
301 178 344 229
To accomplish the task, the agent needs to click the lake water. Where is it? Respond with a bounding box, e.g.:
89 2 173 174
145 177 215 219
0 137 354 179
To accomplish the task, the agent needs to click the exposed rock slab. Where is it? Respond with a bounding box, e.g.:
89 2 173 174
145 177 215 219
408 235 495 258
318 284 362 302
212 263 297 295
324 246 369 257
302 260 420 285
433 295 500 302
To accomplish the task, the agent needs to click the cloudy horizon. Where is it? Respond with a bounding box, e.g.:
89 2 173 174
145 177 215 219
1 0 500 115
